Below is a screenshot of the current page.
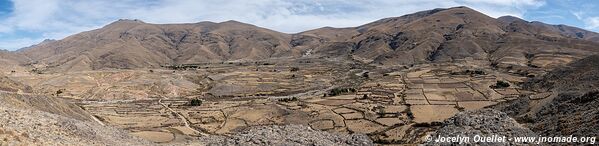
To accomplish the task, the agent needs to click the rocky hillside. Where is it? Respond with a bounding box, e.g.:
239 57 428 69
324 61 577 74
9 6 599 72
0 87 152 145
1 74 151 145
428 109 536 145
0 50 28 73
523 54 599 91
0 106 153 146
494 54 599 137
0 92 93 121
0 75 32 93
195 125 373 146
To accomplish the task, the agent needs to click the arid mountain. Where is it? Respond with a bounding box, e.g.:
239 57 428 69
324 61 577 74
11 6 599 73
343 7 599 68
18 19 293 72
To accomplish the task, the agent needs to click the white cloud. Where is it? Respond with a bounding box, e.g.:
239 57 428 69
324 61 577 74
584 17 599 29
0 0 547 50
572 11 584 20
569 11 599 31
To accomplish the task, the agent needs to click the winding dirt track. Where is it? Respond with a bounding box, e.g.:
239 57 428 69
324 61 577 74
158 99 208 136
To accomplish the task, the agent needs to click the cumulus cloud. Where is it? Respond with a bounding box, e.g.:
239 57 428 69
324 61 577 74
0 0 546 50
584 17 599 29
569 10 599 30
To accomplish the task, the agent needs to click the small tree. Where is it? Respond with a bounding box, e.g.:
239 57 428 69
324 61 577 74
491 81 510 89
278 97 298 102
376 106 386 117
55 89 64 96
189 98 203 106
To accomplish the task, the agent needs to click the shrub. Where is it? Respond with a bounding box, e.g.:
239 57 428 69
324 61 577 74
290 67 300 72
406 111 415 120
55 89 64 96
375 106 386 117
189 98 203 106
491 81 510 89
278 97 298 102
473 70 485 75
327 87 356 96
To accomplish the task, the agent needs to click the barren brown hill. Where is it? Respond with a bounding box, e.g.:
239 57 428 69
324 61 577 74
0 50 29 73
346 7 599 68
19 19 293 72
16 6 599 72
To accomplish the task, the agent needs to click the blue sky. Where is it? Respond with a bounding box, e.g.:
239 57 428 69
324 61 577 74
0 0 598 51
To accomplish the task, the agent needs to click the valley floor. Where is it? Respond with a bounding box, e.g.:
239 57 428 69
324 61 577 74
1 59 556 144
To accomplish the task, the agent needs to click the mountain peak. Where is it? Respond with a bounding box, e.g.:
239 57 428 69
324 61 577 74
497 15 526 23
219 20 254 26
116 19 145 23
105 19 146 27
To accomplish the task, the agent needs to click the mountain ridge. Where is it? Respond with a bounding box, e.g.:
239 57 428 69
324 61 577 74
6 6 599 72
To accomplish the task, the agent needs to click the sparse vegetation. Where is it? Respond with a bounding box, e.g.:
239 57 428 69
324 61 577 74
188 98 203 106
490 81 510 89
278 97 298 102
55 89 64 96
404 106 415 120
450 69 486 76
374 105 385 117
326 87 356 96
412 122 442 127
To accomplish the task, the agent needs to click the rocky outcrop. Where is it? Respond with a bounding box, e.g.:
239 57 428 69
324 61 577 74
427 109 536 146
196 125 374 146
528 91 599 137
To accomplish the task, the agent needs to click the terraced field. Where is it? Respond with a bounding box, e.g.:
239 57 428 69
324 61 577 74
62 59 552 143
